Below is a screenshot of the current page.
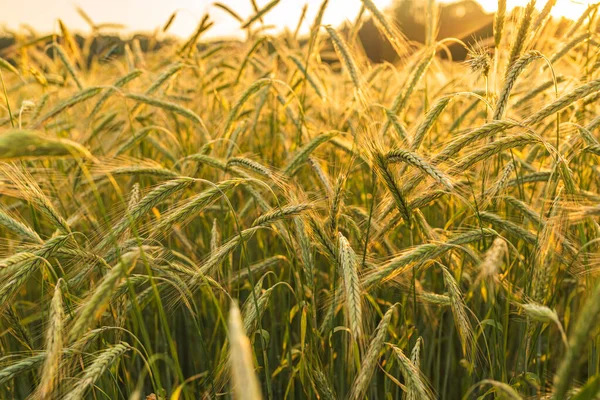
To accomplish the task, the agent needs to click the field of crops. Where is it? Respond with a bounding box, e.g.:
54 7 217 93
1 0 600 398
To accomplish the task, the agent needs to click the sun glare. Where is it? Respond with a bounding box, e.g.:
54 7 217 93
0 0 594 39
473 0 593 21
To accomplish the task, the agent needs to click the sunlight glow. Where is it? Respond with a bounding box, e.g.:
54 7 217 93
1 0 393 39
470 0 593 21
0 0 593 39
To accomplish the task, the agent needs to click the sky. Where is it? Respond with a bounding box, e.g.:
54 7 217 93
0 0 594 40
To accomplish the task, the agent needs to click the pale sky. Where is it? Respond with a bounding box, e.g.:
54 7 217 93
0 0 594 40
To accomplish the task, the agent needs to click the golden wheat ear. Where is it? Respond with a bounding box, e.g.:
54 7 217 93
228 301 263 400
38 278 64 399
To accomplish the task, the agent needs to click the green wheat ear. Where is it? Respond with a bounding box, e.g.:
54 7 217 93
0 130 91 160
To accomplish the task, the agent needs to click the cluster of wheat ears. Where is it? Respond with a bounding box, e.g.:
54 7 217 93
0 0 600 398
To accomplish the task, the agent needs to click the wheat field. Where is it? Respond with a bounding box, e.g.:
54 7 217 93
1 0 600 398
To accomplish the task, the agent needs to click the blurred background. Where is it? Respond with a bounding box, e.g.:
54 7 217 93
0 0 594 62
